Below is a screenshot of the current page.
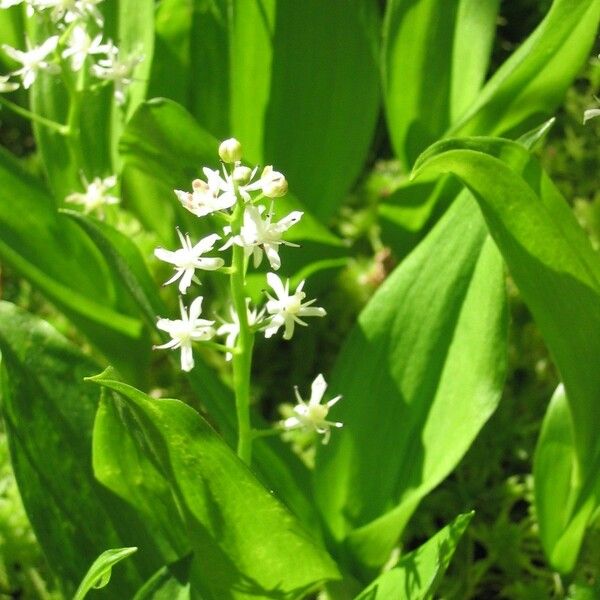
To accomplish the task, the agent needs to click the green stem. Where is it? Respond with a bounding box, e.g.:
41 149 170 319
230 194 255 464
0 95 68 135
65 67 86 172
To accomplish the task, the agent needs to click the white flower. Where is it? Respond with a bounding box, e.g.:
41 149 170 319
175 169 238 217
92 46 142 105
0 74 18 93
264 272 326 340
65 175 119 214
62 25 111 71
155 297 216 372
584 108 600 124
33 0 104 25
221 204 302 270
2 36 59 89
281 374 343 444
154 231 224 294
216 301 265 361
0 0 26 8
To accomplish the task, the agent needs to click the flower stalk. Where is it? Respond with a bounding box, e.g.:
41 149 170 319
229 187 255 464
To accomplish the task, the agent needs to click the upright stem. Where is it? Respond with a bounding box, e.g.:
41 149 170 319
65 67 86 172
230 193 254 464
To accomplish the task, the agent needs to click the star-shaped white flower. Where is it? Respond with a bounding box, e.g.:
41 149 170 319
222 204 302 270
216 301 265 361
175 169 237 217
65 175 119 215
154 231 224 294
62 25 111 72
2 36 59 89
264 272 326 340
281 374 343 444
33 0 104 25
92 46 142 105
0 74 18 93
155 297 216 372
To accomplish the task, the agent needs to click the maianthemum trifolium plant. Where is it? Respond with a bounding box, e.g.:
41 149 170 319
0 0 599 598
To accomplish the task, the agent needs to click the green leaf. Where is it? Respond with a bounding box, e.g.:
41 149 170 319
0 148 149 383
263 0 381 220
0 302 163 597
353 512 473 599
74 547 138 600
90 369 340 598
449 0 600 138
533 385 595 573
382 0 500 167
313 192 507 575
412 136 600 571
133 556 193 600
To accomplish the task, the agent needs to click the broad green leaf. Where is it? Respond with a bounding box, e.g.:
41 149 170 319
0 302 163 597
382 0 500 167
353 512 473 600
314 193 507 574
74 547 138 600
230 0 381 218
189 0 230 138
0 148 149 383
90 369 340 599
412 136 600 570
449 0 600 138
147 0 193 108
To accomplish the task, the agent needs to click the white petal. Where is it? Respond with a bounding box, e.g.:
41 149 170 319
267 272 286 299
188 296 204 321
299 306 326 318
180 344 194 372
154 247 179 264
583 108 600 124
264 244 281 270
178 268 194 294
309 374 327 406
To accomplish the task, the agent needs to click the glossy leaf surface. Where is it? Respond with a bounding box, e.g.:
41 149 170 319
413 136 600 571
314 192 507 573
91 369 340 599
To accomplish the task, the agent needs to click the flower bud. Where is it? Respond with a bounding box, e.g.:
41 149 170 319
218 138 242 163
233 165 252 184
261 166 288 198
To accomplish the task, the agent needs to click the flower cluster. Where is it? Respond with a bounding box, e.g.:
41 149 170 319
0 0 142 104
154 139 342 443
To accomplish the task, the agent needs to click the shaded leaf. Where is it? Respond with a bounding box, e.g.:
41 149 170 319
0 302 162 597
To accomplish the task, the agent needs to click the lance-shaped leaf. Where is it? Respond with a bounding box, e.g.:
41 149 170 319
382 0 500 167
533 385 597 573
230 0 380 218
412 136 600 571
90 369 340 599
0 148 148 383
313 192 507 574
449 0 600 138
353 512 473 600
0 302 163 597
